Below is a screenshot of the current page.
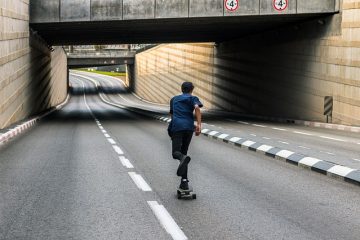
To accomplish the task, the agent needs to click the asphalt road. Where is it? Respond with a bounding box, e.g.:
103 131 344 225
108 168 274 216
0 72 359 240
74 71 360 169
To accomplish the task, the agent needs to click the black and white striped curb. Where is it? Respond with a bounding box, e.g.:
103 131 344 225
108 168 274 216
0 95 70 145
295 120 360 133
155 116 360 187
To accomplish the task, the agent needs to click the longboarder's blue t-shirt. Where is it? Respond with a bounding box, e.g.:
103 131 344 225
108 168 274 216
169 94 203 133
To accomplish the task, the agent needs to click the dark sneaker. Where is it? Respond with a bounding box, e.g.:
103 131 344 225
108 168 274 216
179 179 189 191
177 155 191 176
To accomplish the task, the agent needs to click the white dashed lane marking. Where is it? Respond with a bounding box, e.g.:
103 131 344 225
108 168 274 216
238 121 249 125
253 124 266 128
262 137 271 140
293 131 313 136
113 145 124 155
272 127 287 131
250 134 257 137
278 141 289 145
104 134 110 138
128 172 152 192
320 151 335 156
298 146 311 150
319 136 347 142
108 138 116 145
352 159 360 162
119 156 134 169
148 201 188 240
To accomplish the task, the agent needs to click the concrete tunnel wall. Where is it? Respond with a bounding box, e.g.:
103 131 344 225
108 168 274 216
0 0 68 129
132 0 360 126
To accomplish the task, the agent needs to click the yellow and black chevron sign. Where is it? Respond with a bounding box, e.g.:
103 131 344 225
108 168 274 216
324 96 333 116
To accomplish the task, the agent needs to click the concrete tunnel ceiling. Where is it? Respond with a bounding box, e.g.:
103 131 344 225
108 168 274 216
29 0 337 45
31 14 335 45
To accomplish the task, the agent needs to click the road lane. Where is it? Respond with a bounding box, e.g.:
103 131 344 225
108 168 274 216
74 75 360 240
0 81 171 240
73 71 360 169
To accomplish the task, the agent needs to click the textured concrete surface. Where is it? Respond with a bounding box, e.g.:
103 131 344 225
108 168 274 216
30 0 337 23
0 0 67 129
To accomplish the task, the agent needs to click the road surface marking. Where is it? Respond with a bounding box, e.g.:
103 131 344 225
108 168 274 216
250 134 257 137
294 131 313 136
104 134 110 138
320 151 335 156
102 130 107 133
113 145 124 155
262 137 271 140
253 124 266 128
119 156 134 168
298 146 311 150
238 121 249 125
319 136 347 142
99 126 104 130
357 143 360 145
147 201 187 240
128 172 152 191
278 141 289 145
108 138 116 145
352 158 360 162
272 127 286 131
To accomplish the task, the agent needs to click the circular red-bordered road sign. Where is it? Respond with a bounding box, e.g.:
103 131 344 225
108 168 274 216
224 0 239 12
273 0 288 11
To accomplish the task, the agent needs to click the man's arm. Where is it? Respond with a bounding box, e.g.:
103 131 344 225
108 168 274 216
194 106 202 136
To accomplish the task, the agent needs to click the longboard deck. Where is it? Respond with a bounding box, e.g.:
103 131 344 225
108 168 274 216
177 188 196 200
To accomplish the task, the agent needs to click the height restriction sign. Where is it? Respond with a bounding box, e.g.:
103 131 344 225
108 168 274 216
225 0 239 12
273 0 288 11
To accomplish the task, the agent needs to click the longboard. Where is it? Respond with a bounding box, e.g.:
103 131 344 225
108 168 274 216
177 187 196 200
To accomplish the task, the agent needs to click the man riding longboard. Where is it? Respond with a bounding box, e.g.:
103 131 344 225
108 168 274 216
168 82 203 192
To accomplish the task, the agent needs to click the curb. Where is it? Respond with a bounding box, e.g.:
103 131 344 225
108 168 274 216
295 120 360 133
0 95 70 146
155 116 360 187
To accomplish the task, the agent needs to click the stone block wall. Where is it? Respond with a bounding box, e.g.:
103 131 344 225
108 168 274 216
0 0 68 129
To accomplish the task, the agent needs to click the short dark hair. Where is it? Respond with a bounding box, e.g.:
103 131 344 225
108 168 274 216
181 82 194 93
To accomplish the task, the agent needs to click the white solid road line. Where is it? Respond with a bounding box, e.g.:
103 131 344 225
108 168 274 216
113 145 124 155
148 201 188 240
319 136 347 142
108 138 116 145
128 172 152 191
119 156 134 168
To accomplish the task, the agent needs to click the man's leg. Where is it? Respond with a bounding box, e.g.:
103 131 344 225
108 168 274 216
172 132 184 160
179 131 193 180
